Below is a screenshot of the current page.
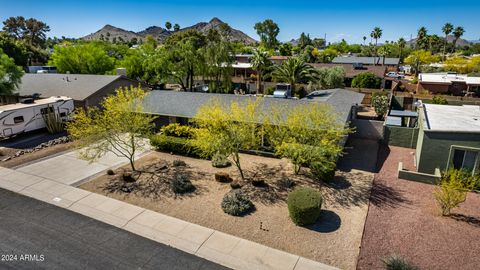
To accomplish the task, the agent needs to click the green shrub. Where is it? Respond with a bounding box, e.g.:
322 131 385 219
310 162 335 183
170 173 195 194
107 169 115 175
211 152 231 168
160 123 194 138
383 255 418 270
215 172 233 183
431 95 448 105
266 86 275 95
173 159 186 167
221 190 254 216
150 135 203 158
287 187 322 225
351 72 381 89
277 176 295 189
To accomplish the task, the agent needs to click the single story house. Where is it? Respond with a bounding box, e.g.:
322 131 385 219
417 73 480 95
15 73 147 108
332 56 400 68
310 63 387 87
142 89 364 129
415 103 480 174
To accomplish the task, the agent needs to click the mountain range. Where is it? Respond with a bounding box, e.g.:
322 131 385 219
82 17 256 44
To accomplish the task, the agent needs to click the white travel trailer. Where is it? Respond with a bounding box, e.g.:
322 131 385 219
0 96 74 138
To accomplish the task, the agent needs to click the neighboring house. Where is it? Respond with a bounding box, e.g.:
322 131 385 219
310 63 387 87
15 73 147 108
415 103 480 174
417 73 480 96
332 56 400 68
142 89 364 129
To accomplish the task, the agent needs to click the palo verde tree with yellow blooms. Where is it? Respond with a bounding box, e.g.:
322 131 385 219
67 86 154 171
190 98 264 180
266 103 351 176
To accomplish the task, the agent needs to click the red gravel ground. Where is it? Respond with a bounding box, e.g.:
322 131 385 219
357 146 480 270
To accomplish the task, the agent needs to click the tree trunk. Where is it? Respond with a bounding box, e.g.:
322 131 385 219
256 71 261 94
443 35 448 60
232 151 244 180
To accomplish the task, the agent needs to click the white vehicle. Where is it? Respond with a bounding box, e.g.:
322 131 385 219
0 96 74 138
386 72 405 79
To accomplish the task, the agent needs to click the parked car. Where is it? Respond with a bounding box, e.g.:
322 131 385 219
386 72 405 79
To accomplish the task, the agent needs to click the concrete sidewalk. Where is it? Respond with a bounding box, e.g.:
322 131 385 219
0 155 338 270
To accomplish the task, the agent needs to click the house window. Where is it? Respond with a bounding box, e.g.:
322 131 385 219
451 148 479 173
13 116 24 124
40 107 54 115
60 112 67 117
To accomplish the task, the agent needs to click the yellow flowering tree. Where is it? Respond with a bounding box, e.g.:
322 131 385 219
67 86 154 171
190 98 264 179
266 103 351 174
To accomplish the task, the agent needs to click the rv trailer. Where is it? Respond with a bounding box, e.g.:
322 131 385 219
0 96 74 138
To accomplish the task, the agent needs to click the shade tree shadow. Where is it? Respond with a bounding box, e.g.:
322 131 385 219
102 159 208 199
321 170 373 208
369 180 411 208
450 213 480 228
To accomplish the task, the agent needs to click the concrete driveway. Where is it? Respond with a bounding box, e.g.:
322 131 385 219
0 188 227 270
15 149 149 186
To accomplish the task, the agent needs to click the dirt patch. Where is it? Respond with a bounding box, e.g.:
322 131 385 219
357 146 480 270
0 142 74 168
81 151 374 269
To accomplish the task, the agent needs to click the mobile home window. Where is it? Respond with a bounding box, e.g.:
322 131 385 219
13 116 24 123
451 149 479 173
40 107 54 115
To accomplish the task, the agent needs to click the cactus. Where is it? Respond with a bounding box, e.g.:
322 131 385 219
42 105 64 134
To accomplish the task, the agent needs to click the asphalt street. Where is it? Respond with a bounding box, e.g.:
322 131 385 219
0 188 228 270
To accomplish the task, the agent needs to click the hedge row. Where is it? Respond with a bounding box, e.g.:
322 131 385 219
150 135 204 158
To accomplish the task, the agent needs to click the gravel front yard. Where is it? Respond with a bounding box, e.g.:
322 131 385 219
81 151 374 269
357 146 480 270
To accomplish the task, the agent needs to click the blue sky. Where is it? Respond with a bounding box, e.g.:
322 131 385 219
1 0 479 43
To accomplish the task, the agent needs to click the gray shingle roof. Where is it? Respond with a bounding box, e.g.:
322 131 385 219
332 56 400 66
16 73 123 101
142 89 364 124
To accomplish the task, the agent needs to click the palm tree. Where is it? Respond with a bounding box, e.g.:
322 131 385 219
370 27 382 65
452 26 465 52
398 38 406 61
250 49 271 94
363 36 367 46
442 22 453 59
271 57 318 95
416 27 428 49
370 27 382 46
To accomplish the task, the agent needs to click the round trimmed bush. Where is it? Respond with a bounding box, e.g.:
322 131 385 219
221 190 254 216
211 152 231 168
107 169 115 175
287 187 322 226
310 162 335 183
170 174 195 194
